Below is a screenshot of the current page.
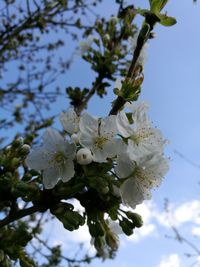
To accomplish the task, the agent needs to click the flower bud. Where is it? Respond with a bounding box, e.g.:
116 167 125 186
126 212 143 228
76 148 93 165
106 230 119 250
110 16 119 25
20 144 31 156
12 137 24 148
103 33 110 42
5 145 11 152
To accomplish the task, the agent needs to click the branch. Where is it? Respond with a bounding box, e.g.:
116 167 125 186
109 23 150 115
75 74 104 115
0 205 40 228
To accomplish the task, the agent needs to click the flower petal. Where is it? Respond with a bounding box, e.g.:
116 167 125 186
100 115 118 138
60 160 75 182
116 111 133 138
26 147 52 171
120 178 145 208
79 112 98 137
43 128 65 152
115 153 135 178
43 167 60 189
60 109 79 134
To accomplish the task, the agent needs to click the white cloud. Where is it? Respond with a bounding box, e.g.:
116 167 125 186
126 201 156 242
37 198 200 252
192 226 200 236
157 254 181 267
154 200 200 228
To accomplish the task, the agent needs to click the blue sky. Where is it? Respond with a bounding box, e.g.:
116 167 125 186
45 1 200 266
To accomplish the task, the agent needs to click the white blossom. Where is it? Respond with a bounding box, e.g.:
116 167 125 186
79 113 125 163
26 128 76 189
110 16 119 24
116 102 165 158
78 35 95 54
60 108 79 135
115 151 169 208
76 148 93 165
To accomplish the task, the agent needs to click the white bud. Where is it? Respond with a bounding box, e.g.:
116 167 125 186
103 34 110 42
76 148 93 165
16 136 24 144
110 16 119 25
5 145 11 152
21 144 31 155
71 133 79 144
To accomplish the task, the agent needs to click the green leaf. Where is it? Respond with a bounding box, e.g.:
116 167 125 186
158 14 177 26
149 0 168 13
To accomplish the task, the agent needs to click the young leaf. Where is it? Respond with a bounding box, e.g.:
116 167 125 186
150 0 168 13
158 14 177 26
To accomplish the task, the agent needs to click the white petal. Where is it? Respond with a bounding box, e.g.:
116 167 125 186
126 102 150 127
79 113 98 137
26 147 52 171
93 148 108 163
43 167 60 189
60 109 79 134
102 139 126 159
62 142 76 159
120 178 145 208
142 153 169 184
60 160 75 182
116 111 133 138
100 116 118 138
115 153 135 178
43 128 65 152
79 131 95 149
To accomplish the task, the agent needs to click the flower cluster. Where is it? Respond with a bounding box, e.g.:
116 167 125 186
26 102 169 208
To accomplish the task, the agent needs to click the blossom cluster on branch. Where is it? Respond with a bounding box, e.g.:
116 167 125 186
25 98 169 255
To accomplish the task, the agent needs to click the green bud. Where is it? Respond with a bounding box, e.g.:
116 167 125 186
12 181 39 199
64 210 85 228
0 250 4 262
52 204 84 231
94 236 105 253
51 203 74 215
126 212 143 228
12 137 24 148
88 222 104 237
119 220 133 236
10 157 20 168
61 218 76 231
